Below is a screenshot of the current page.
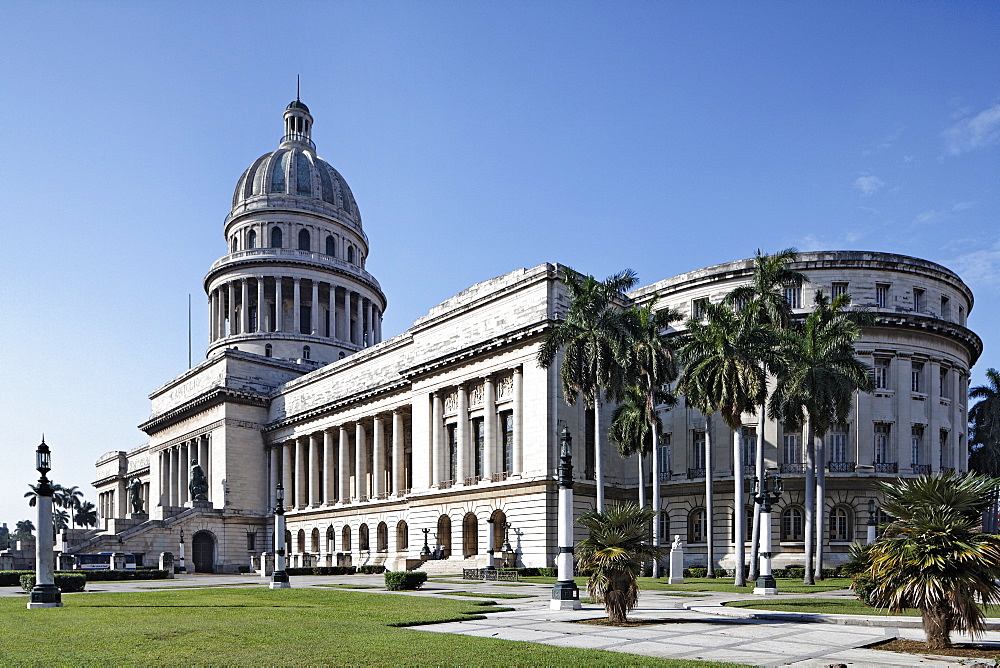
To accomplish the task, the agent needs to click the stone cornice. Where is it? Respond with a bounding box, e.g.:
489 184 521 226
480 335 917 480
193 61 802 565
400 322 545 381
140 387 269 435
263 378 411 433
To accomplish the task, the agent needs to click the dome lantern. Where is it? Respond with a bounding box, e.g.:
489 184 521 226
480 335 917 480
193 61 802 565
281 94 315 150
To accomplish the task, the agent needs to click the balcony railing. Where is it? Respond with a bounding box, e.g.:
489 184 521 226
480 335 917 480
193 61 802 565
742 465 756 477
687 467 705 479
464 476 481 486
828 461 856 473
874 462 898 474
779 463 807 474
912 464 931 475
438 480 453 490
207 248 381 288
491 471 509 482
658 471 671 481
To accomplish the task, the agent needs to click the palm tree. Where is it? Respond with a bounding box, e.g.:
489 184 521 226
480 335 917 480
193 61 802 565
576 501 662 623
61 485 85 528
726 248 805 581
610 384 656 509
52 509 70 533
537 267 638 510
969 368 1000 531
14 519 35 539
25 481 66 507
857 472 1000 649
679 300 780 585
768 291 872 584
74 501 99 529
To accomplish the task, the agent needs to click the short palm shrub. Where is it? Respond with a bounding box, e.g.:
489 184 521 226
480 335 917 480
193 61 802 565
384 571 427 591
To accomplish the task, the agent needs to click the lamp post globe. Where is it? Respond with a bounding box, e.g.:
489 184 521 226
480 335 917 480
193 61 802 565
28 437 63 609
269 483 291 589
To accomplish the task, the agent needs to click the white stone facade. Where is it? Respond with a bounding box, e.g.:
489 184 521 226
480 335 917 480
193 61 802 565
86 102 981 574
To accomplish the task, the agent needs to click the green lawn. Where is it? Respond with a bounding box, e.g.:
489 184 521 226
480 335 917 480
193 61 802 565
0 588 745 666
520 575 853 595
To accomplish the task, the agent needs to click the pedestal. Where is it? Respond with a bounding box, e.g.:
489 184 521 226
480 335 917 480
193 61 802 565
27 583 63 609
668 536 685 584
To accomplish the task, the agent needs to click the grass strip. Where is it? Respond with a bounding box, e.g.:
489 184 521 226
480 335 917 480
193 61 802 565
725 598 1000 617
441 591 534 599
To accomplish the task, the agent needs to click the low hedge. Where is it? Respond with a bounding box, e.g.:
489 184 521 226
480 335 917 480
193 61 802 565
20 573 87 593
311 566 356 575
384 571 427 591
683 567 727 578
0 571 35 587
358 565 385 574
81 569 168 581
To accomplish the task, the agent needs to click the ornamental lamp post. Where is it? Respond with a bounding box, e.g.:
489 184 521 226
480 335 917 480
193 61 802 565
752 468 782 596
420 527 431 557
551 428 581 610
269 483 291 589
28 437 63 609
867 499 877 545
177 529 187 574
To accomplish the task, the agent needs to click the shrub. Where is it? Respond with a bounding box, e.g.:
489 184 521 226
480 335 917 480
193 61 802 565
358 565 386 574
384 571 427 591
685 567 707 578
237 565 252 574
82 569 168 581
852 573 878 606
536 567 557 577
0 571 34 587
785 566 805 579
312 566 356 575
20 573 87 593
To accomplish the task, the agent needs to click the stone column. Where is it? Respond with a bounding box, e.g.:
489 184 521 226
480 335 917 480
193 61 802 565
457 384 469 483
275 277 284 332
282 441 293 508
268 445 278 509
227 281 235 337
366 300 373 346
338 426 350 503
311 280 320 335
324 429 336 504
241 278 249 334
257 276 265 333
208 290 216 343
309 433 321 506
372 415 385 498
343 289 350 342
293 279 301 335
375 307 382 343
295 436 307 508
355 421 368 500
432 393 444 486
159 451 168 507
896 354 913 469
929 359 942 469
484 376 496 480
355 293 362 345
169 447 178 507
513 367 523 474
328 284 336 340
392 410 405 494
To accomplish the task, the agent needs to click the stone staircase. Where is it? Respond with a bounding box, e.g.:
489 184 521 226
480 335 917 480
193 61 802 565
411 556 480 576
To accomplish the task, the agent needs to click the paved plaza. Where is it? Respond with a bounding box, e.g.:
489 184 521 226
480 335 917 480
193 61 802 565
5 573 998 667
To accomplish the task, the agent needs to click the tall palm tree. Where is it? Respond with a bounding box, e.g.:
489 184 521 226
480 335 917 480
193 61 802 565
52 509 70 533
74 501 99 529
25 481 66 508
576 501 662 623
726 248 805 581
14 519 35 539
621 298 681 576
768 291 873 584
537 267 638 510
679 300 780 585
857 472 1000 649
969 368 1000 531
61 485 85 528
610 384 656 510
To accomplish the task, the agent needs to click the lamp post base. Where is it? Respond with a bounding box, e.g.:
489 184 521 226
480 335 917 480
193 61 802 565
27 583 63 609
269 571 291 589
753 574 778 596
550 580 581 610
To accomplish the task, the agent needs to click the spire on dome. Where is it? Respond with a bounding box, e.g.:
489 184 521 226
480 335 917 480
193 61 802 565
282 79 314 149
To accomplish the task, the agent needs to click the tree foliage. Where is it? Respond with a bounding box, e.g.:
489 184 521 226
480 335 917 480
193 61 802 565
969 368 1000 477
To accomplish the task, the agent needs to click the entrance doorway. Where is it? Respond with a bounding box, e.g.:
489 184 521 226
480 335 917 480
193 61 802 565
192 531 215 573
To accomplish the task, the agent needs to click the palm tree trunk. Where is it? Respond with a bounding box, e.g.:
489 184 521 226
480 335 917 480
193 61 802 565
595 389 605 510
814 435 826 580
705 415 715 578
803 416 816 585
733 426 745 586
638 455 646 508
651 429 661 578
748 431 764 581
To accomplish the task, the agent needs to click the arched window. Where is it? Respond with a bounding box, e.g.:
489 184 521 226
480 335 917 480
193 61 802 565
298 229 311 251
303 346 310 360
311 528 320 553
284 529 292 555
270 227 283 248
230 237 238 253
264 344 272 358
437 515 452 558
829 505 852 542
687 508 707 544
248 230 257 249
341 525 351 552
396 521 408 551
490 510 506 552
781 506 804 541
376 522 388 552
325 235 336 256
296 529 305 553
359 524 370 551
326 525 335 553
658 509 669 544
463 512 478 557
347 246 355 263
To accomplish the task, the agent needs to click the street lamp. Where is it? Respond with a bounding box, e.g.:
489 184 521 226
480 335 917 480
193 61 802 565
420 527 431 557
752 468 783 596
551 427 581 610
867 499 877 545
269 483 291 589
28 437 62 609
178 529 187 574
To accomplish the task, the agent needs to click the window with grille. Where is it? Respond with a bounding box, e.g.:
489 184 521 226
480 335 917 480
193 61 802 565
832 282 849 301
783 433 802 463
911 362 923 393
874 358 890 390
688 508 706 543
472 418 484 478
781 506 804 541
782 287 801 309
940 430 952 468
874 423 892 463
828 507 851 541
741 427 757 467
940 368 951 399
447 423 458 481
827 428 848 462
658 434 671 478
911 426 924 466
940 295 951 319
913 288 925 313
658 510 670 543
500 411 513 473
876 283 890 308
691 431 706 469
693 298 709 319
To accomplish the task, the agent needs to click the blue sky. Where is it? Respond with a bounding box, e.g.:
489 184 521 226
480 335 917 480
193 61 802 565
2 1 997 530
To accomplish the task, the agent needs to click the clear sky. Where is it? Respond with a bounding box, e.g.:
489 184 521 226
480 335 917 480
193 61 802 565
1 1 997 532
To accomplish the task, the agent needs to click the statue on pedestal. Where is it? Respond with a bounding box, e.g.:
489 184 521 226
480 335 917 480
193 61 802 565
189 460 209 501
128 478 144 514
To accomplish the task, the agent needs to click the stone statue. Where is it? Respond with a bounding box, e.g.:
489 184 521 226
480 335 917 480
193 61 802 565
672 534 682 549
128 477 144 514
189 459 209 501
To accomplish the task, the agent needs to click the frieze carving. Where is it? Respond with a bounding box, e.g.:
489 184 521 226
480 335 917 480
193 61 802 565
225 418 262 430
469 383 484 407
496 373 514 401
443 390 458 413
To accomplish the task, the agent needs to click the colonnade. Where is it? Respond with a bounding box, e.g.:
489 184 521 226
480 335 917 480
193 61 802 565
208 276 382 347
158 434 212 507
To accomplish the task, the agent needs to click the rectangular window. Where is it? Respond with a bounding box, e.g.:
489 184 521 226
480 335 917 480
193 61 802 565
940 295 951 320
911 426 924 466
447 423 458 482
500 411 513 473
693 298 709 319
911 362 924 393
958 306 965 325
741 426 757 467
472 418 484 478
247 531 257 552
913 288 925 313
874 423 892 464
874 358 891 390
940 368 951 399
940 429 952 468
691 430 706 469
658 510 669 544
876 283 890 309
658 433 671 479
828 428 848 463
782 287 801 309
783 433 802 463
832 282 849 300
